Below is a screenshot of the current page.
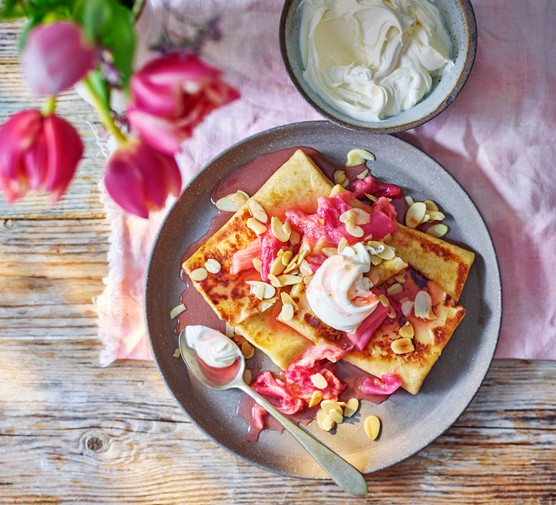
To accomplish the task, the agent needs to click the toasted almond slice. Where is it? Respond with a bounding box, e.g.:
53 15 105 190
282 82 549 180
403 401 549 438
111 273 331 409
204 258 222 274
351 208 371 225
322 247 338 258
329 409 344 425
346 224 364 238
253 209 268 223
270 256 286 276
278 302 295 322
370 255 383 266
289 230 301 245
337 237 349 253
281 250 293 266
310 373 328 390
377 244 396 261
247 198 267 219
391 337 415 354
190 267 208 282
246 280 276 300
268 274 282 288
299 260 313 277
215 191 249 212
280 292 299 311
243 369 252 385
252 257 262 273
427 223 449 238
356 168 370 180
343 398 359 418
169 303 187 320
379 294 390 307
258 296 277 313
394 273 406 284
426 210 446 222
405 195 415 206
173 348 181 358
320 400 343 415
386 282 403 296
424 199 439 211
333 170 348 187
271 216 291 242
414 290 432 319
399 321 415 339
246 217 267 235
241 341 255 359
364 415 381 440
308 390 323 408
330 183 346 197
316 409 335 432
339 209 356 225
346 148 376 167
401 299 414 317
276 274 303 286
405 201 427 228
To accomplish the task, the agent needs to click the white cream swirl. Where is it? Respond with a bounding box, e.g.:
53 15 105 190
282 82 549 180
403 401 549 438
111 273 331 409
306 243 378 333
300 0 453 121
185 325 242 368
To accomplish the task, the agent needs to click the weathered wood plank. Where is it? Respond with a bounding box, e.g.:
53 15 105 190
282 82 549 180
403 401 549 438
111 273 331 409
0 337 554 505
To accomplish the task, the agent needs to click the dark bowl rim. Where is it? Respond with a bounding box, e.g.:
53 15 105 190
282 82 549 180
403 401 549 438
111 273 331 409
279 0 478 133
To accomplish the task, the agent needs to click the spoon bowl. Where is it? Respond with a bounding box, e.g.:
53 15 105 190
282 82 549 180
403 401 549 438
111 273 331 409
178 330 368 497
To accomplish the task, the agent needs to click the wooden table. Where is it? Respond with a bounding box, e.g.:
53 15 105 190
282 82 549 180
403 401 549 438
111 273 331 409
0 20 554 505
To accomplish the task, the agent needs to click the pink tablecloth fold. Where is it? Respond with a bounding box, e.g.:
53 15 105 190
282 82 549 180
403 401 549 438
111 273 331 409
96 0 556 365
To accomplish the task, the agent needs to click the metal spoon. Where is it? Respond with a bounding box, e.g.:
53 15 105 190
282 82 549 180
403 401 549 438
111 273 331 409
178 330 368 497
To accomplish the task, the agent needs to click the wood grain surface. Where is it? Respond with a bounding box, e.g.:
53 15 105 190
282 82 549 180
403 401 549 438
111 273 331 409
0 20 554 505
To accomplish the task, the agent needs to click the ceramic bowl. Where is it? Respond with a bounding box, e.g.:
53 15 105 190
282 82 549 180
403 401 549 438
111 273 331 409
279 0 477 133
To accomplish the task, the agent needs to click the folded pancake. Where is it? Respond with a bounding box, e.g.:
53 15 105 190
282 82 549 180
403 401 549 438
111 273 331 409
282 268 466 394
183 149 334 326
391 225 475 301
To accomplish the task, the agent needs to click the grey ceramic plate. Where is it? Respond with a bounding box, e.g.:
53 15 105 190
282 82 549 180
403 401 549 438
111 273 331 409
145 121 501 478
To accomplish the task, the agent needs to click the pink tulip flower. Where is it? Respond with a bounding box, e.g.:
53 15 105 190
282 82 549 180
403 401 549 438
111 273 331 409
22 21 97 96
127 53 240 155
0 110 84 203
104 139 182 218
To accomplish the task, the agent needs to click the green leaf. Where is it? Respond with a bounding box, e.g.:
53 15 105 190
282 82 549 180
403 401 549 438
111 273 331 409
75 0 136 88
86 69 111 112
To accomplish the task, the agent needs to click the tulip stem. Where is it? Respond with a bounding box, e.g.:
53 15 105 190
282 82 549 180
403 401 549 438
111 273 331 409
41 96 57 116
82 76 128 146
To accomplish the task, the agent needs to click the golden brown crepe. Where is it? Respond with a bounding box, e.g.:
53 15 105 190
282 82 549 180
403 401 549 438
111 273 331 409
184 149 475 394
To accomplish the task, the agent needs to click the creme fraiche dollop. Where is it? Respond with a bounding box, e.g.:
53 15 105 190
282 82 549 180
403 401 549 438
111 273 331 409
306 243 379 333
185 325 242 368
300 0 453 122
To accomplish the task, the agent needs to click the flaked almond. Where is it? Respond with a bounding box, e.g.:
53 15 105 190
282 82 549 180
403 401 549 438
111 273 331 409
386 282 403 296
414 290 433 319
247 198 267 222
391 337 415 354
204 258 221 274
399 321 415 339
243 369 252 385
427 223 449 238
169 303 187 320
424 199 439 212
405 195 415 206
280 292 298 311
400 300 413 318
258 297 277 313
377 244 396 261
246 217 267 235
278 302 295 322
322 247 338 257
356 168 370 180
276 274 303 286
405 201 427 228
343 398 359 418
289 230 301 245
365 193 378 203
379 294 390 307
268 274 281 288
339 209 356 225
241 341 255 360
329 409 344 425
281 250 294 266
364 415 381 440
270 256 286 276
346 224 364 238
333 170 348 187
271 216 291 242
426 210 446 222
215 190 249 212
246 280 276 300
351 207 371 225
190 267 208 282
252 258 262 273
320 399 343 415
330 183 346 197
394 273 407 284
299 260 313 277
346 148 376 167
289 281 305 300
316 409 335 432
337 237 349 253
308 390 323 408
310 373 328 390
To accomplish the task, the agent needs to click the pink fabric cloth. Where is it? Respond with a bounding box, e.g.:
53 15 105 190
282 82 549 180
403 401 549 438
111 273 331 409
96 0 556 365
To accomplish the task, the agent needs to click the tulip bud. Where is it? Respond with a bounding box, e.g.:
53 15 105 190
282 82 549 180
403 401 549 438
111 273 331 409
22 21 98 96
104 139 182 218
0 110 84 203
127 53 239 155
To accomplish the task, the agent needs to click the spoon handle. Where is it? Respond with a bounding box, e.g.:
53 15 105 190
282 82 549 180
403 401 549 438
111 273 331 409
238 383 368 497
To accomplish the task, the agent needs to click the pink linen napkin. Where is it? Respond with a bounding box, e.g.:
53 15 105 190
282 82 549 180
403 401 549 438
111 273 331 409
96 0 556 365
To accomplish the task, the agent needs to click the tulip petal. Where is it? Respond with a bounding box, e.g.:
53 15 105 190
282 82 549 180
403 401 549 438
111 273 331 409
127 108 184 155
22 22 97 96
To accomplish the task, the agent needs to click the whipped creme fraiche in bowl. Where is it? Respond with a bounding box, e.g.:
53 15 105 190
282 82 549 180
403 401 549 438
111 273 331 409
280 0 477 132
